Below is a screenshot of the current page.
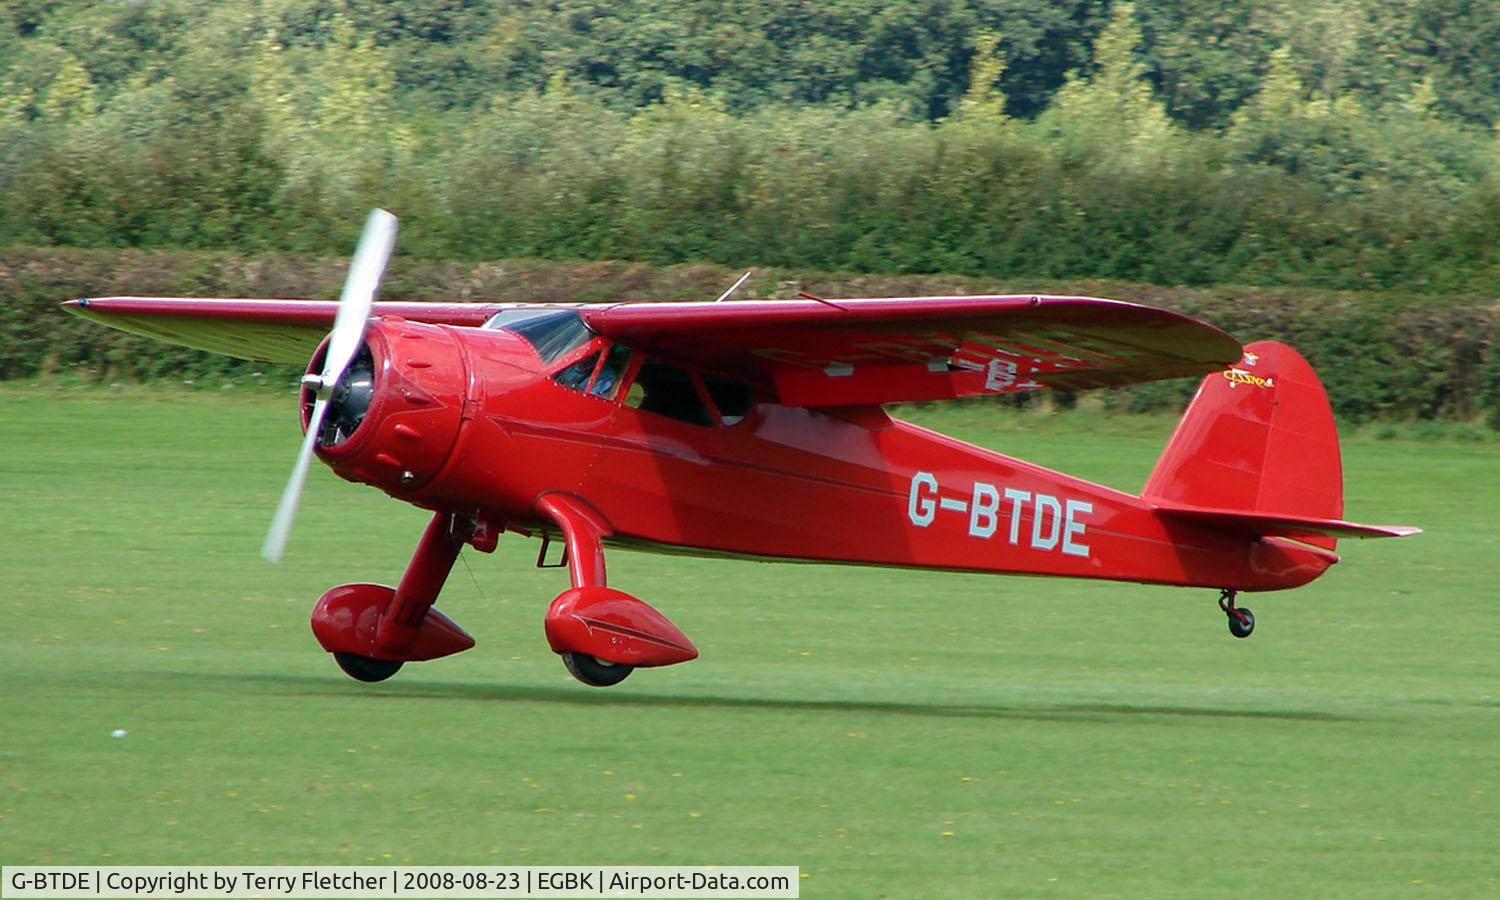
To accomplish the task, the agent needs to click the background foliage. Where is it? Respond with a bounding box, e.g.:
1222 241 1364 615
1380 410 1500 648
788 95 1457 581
2 0 1499 290
2 0 1498 422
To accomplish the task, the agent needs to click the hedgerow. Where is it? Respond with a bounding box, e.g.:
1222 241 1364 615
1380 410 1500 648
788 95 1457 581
5 247 1494 426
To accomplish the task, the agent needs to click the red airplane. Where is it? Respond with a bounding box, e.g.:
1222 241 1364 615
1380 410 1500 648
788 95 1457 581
66 210 1418 687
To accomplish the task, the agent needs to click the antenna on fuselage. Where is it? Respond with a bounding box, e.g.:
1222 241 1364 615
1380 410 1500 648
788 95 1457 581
713 270 754 303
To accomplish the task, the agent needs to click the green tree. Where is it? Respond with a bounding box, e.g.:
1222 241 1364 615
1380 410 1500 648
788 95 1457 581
251 13 419 248
955 29 1009 122
1133 0 1278 130
1040 2 1180 167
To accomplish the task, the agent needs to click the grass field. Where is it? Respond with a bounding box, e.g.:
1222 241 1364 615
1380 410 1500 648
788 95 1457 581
2 385 1494 897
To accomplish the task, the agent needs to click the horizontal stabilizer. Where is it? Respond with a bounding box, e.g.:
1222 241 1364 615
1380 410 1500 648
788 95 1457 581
1154 503 1421 540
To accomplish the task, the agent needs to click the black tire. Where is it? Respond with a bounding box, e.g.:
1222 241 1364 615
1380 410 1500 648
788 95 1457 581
1227 607 1256 639
333 652 404 683
562 652 634 687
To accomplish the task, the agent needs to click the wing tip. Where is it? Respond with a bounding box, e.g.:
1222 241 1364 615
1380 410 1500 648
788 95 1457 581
62 298 96 319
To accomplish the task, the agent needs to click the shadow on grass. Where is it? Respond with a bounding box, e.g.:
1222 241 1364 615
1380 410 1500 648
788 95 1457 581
165 670 1362 724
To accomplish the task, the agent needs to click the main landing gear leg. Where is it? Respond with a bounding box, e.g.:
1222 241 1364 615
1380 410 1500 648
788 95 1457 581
534 493 628 686
1218 589 1256 639
311 512 480 681
535 492 697 686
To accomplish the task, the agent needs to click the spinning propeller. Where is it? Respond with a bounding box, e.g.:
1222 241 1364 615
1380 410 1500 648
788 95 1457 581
262 209 398 563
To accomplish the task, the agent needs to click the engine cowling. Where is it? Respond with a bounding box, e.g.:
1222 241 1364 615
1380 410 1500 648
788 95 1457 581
302 317 469 494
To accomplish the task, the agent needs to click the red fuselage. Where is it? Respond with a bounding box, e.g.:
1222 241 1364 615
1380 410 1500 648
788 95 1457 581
311 315 1333 594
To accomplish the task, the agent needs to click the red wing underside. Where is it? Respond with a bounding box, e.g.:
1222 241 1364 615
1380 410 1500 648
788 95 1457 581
64 297 500 365
583 296 1242 406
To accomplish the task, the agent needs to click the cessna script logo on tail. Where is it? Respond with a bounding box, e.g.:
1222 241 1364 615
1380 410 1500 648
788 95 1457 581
907 472 1092 558
1223 350 1274 389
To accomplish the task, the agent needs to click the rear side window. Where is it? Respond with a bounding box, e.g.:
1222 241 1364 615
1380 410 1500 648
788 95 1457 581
626 360 712 426
701 374 753 425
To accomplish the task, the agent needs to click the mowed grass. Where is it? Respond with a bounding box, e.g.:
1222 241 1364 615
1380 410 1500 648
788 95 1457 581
1 385 1494 897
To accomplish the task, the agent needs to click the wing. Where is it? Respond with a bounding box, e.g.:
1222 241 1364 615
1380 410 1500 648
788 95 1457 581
66 294 1241 406
582 295 1242 406
63 297 501 365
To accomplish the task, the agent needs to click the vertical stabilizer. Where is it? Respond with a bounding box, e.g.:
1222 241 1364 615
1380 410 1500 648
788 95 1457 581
1142 341 1343 550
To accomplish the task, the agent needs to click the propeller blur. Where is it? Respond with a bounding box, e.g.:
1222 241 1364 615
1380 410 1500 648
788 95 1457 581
262 209 397 564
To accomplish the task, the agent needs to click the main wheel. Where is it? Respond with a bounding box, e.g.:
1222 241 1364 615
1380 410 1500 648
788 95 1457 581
562 652 634 687
333 652 404 683
1227 607 1256 639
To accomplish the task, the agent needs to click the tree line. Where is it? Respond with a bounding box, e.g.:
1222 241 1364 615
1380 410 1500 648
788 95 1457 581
1 0 1498 293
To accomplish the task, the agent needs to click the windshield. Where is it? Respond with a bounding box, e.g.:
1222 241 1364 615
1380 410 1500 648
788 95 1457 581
481 308 593 364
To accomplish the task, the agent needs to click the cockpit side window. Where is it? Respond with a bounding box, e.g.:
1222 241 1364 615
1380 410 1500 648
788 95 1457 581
552 351 601 391
590 343 633 400
483 309 592 364
624 359 712 427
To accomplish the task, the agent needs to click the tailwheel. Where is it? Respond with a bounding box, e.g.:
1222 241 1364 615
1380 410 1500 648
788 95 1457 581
1218 589 1255 639
333 652 404 683
561 652 634 687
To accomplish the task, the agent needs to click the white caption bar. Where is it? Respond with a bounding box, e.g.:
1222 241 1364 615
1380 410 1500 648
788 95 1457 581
1 867 799 899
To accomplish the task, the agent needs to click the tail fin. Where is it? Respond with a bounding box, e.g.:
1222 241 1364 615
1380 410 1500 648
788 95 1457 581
1143 341 1418 547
